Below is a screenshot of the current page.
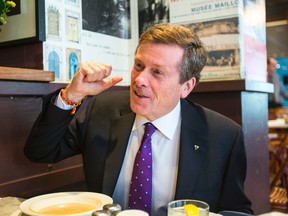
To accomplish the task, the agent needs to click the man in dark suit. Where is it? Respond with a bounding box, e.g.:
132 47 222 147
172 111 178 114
24 23 252 215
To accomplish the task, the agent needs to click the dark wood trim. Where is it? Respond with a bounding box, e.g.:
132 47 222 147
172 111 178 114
0 81 65 96
0 165 85 198
0 79 273 96
194 80 274 93
0 67 54 82
0 81 129 96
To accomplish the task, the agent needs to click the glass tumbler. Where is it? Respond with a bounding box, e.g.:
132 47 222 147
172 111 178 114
168 199 209 216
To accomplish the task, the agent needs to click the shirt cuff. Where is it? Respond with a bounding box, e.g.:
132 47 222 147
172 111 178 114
55 92 74 110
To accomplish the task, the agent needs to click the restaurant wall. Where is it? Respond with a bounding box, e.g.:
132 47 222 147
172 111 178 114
42 0 137 85
0 0 267 83
42 0 267 83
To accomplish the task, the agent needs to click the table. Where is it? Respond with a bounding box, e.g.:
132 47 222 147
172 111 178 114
268 119 288 210
0 197 28 216
268 118 288 186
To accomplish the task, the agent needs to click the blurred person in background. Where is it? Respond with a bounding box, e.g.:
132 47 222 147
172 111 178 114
267 57 288 108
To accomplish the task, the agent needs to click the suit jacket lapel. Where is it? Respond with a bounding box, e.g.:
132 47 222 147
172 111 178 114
102 109 136 195
175 99 209 199
102 98 209 198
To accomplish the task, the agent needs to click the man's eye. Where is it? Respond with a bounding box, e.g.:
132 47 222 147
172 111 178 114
152 69 161 75
134 62 144 71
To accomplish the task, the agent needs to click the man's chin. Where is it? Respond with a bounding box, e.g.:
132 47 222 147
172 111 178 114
130 102 142 113
130 102 147 116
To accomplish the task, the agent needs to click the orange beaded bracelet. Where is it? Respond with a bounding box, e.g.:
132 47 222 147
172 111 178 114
60 88 82 115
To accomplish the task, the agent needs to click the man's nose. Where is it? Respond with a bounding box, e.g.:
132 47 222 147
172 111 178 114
134 69 149 86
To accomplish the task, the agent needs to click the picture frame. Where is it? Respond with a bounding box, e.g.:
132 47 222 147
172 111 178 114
0 0 45 47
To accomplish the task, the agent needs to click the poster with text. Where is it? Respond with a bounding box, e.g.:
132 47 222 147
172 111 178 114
170 0 240 24
183 17 242 80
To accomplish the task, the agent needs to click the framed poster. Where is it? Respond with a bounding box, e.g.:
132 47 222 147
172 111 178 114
0 0 45 47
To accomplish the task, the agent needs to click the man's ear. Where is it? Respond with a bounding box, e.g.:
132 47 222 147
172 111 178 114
180 77 197 98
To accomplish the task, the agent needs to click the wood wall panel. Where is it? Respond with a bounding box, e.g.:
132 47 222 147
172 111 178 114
0 42 43 69
0 81 86 198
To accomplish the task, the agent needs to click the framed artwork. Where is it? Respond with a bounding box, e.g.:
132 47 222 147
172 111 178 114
66 10 80 43
66 48 81 81
0 0 45 47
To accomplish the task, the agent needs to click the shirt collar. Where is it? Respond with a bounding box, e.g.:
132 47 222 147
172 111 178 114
132 101 181 140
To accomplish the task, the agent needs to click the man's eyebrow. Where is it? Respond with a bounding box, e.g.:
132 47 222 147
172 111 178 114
134 57 167 69
153 64 167 69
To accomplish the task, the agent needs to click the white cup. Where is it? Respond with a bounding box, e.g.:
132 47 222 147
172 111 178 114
117 209 149 216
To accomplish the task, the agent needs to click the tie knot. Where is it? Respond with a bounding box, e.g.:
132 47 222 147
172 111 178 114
144 122 157 137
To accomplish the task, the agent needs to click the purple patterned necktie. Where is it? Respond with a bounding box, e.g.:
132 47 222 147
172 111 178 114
128 122 157 214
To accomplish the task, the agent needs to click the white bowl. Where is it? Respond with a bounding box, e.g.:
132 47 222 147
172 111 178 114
20 192 113 216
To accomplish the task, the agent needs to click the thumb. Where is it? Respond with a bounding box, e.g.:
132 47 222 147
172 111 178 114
102 76 123 90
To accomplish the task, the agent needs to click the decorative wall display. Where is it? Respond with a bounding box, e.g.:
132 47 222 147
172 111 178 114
47 5 61 40
45 43 63 81
43 0 266 83
65 10 80 43
138 0 170 35
82 0 131 39
66 0 80 6
168 0 267 82
170 0 238 24
66 48 81 81
43 0 137 84
183 17 241 80
0 0 45 47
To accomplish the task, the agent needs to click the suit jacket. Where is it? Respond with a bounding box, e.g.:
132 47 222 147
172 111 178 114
24 90 253 215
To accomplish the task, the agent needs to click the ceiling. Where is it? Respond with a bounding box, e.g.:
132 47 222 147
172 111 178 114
266 0 288 7
265 0 288 22
265 0 288 57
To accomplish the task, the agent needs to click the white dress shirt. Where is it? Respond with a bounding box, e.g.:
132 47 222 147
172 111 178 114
113 102 181 216
55 94 181 215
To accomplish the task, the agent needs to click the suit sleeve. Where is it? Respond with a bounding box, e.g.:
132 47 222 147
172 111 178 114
218 128 253 214
24 89 87 163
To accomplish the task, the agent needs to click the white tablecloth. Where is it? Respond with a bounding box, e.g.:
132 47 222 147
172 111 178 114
0 197 27 216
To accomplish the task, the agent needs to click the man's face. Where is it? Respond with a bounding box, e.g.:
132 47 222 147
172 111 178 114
268 58 277 73
130 43 194 121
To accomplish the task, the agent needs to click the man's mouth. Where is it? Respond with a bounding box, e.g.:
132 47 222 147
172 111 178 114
134 90 148 98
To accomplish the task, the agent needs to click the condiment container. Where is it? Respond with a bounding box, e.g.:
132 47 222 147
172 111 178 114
92 209 112 216
103 203 122 215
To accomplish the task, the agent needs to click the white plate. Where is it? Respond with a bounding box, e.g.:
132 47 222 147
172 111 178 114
11 209 26 216
210 213 222 216
19 192 113 216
